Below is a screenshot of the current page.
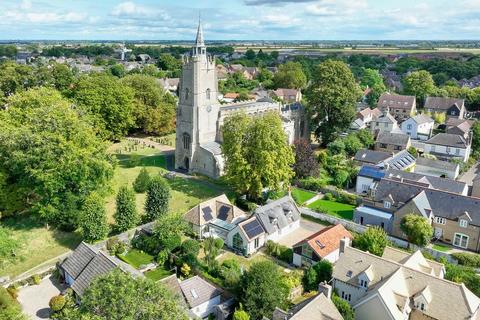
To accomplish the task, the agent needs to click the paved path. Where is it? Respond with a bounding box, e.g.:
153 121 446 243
458 160 479 184
18 276 66 320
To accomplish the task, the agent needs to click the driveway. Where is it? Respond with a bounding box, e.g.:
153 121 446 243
277 218 327 247
18 276 66 320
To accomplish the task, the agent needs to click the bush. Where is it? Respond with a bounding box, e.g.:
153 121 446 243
324 193 334 201
297 176 327 192
279 248 293 264
128 154 141 168
452 253 480 268
114 185 139 232
265 240 292 263
106 237 126 255
303 260 333 291
32 274 41 285
181 239 200 257
7 286 18 299
144 176 170 222
49 295 66 312
332 294 355 320
79 192 110 243
131 234 159 256
235 197 258 211
337 190 357 206
156 249 169 266
133 167 151 193
353 227 389 256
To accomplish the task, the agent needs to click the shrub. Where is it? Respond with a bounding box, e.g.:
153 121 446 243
303 260 332 291
400 214 433 247
233 304 250 320
7 286 18 299
452 253 480 268
279 248 293 264
337 191 357 206
114 185 139 232
32 274 41 285
297 176 326 192
144 176 170 222
156 249 169 266
79 192 109 242
181 239 200 257
128 154 141 168
49 295 66 312
353 227 389 256
265 240 292 263
332 294 355 320
324 192 334 201
133 167 151 193
222 259 240 270
106 237 126 255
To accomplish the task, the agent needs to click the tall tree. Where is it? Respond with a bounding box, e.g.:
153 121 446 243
114 186 139 232
222 112 295 200
79 192 109 243
273 61 307 89
73 74 135 140
0 88 114 229
121 74 176 135
403 70 436 105
306 60 361 145
293 139 319 179
133 167 151 193
472 121 480 156
360 68 387 108
400 214 433 247
240 261 289 320
144 176 170 221
152 213 186 252
353 227 389 256
80 269 188 320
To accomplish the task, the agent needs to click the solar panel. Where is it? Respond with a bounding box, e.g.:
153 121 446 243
217 205 230 221
202 207 213 222
243 219 264 239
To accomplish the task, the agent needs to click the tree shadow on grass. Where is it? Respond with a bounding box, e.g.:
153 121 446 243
115 154 167 169
168 177 223 199
336 210 354 220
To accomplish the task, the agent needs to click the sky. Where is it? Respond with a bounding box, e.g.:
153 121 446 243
1 0 480 40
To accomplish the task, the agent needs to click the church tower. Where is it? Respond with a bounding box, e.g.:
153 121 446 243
175 20 220 174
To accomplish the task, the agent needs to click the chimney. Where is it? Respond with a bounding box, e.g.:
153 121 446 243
318 282 332 299
340 237 350 254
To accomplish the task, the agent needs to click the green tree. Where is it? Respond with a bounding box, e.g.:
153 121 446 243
360 68 387 108
50 63 75 95
343 134 363 156
79 192 109 243
272 62 307 89
408 146 418 157
356 129 375 148
0 88 114 229
403 70 436 105
153 213 187 252
472 121 480 156
353 227 389 256
233 304 250 320
327 139 346 155
114 186 139 232
204 237 224 271
109 64 126 78
0 62 34 103
0 287 27 320
157 54 182 76
293 139 319 179
240 261 289 320
302 260 333 292
400 214 433 247
133 167 151 193
222 112 295 200
306 60 361 145
73 74 135 140
332 294 355 320
144 176 170 221
121 74 176 135
80 269 188 320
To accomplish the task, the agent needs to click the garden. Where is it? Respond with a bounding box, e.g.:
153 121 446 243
307 194 356 220
291 187 316 205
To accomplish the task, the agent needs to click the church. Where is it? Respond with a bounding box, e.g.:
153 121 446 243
175 21 307 179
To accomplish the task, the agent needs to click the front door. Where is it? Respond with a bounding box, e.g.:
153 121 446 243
184 157 189 171
434 227 443 239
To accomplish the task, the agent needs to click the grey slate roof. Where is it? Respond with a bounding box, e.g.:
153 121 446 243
377 93 415 110
354 149 392 165
60 242 97 279
410 114 434 124
254 196 300 235
384 150 416 170
71 251 117 296
376 131 410 147
385 168 467 194
426 133 468 148
416 157 459 172
200 141 223 155
180 275 222 308
425 96 464 111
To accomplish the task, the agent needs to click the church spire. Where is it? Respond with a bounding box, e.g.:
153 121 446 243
195 16 205 47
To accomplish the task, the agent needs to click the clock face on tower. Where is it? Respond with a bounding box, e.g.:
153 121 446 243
207 105 212 112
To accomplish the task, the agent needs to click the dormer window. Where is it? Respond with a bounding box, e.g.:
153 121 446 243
459 219 468 228
384 201 391 209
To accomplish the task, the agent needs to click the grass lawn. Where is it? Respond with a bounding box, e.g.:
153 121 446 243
432 243 451 252
117 249 154 269
291 187 316 205
144 267 172 281
0 215 82 278
307 199 355 220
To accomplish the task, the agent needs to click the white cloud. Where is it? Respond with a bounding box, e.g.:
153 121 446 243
112 2 150 16
20 0 32 10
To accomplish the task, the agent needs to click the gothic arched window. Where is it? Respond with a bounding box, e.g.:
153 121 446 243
206 88 211 100
183 133 191 150
185 88 190 101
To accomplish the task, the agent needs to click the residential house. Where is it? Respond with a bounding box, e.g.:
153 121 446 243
375 131 411 152
136 54 152 63
370 111 402 134
254 196 301 242
157 78 179 94
423 133 471 162
180 276 223 319
457 75 480 89
228 64 253 79
424 96 466 120
400 114 434 140
216 64 228 81
272 283 344 320
332 240 479 320
357 107 382 126
446 118 474 139
273 88 302 103
356 178 480 251
354 149 416 172
377 93 416 121
354 149 393 167
292 224 352 266
59 242 143 298
414 156 460 179
183 194 247 240
227 216 266 256
351 118 366 130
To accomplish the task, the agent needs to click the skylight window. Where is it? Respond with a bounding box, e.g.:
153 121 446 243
191 289 199 299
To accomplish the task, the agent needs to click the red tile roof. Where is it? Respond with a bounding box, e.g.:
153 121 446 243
294 224 353 258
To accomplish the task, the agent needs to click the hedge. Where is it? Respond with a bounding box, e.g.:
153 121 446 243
452 253 480 268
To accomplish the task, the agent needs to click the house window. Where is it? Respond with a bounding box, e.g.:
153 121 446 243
421 303 425 311
232 233 244 252
407 124 412 130
431 145 436 152
459 219 468 228
435 217 446 225
360 217 364 225
456 148 460 155
362 184 369 192
254 237 259 249
183 133 191 150
185 88 190 100
453 233 469 248
206 88 211 100
384 123 388 128
380 143 387 149
381 222 385 229
384 201 391 209
446 147 451 153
